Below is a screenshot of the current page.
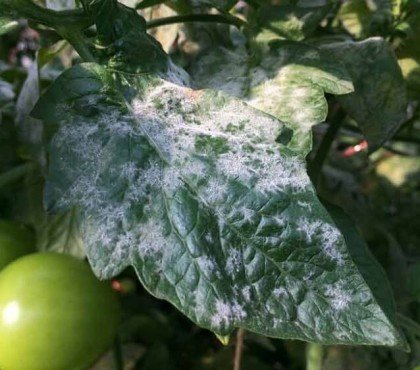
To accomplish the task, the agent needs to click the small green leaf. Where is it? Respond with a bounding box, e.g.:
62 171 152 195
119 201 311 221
33 62 405 348
338 0 393 38
0 17 18 35
215 334 230 345
194 0 237 10
338 0 372 38
321 38 407 151
87 0 169 74
136 0 166 9
256 2 331 42
38 208 85 259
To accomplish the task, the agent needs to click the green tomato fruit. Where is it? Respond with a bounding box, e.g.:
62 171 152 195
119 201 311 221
0 253 120 370
0 220 35 271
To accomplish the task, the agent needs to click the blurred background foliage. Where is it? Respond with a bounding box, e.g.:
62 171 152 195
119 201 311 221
0 0 419 369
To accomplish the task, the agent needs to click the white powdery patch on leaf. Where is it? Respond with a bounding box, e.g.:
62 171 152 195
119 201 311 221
211 299 247 327
296 218 344 265
137 218 171 256
226 248 242 275
191 46 249 98
131 79 312 199
274 287 287 297
325 283 351 311
319 223 344 266
241 286 252 301
196 255 221 278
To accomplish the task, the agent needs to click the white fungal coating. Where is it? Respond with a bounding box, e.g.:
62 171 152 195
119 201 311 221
211 299 247 327
48 73 358 334
325 283 351 310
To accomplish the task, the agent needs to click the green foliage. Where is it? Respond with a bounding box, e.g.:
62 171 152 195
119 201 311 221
1 0 419 368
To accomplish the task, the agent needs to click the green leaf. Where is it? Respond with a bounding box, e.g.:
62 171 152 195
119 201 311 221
396 11 420 93
324 202 406 349
321 38 407 151
407 263 420 301
135 0 166 9
86 0 169 74
0 80 15 108
338 0 372 38
0 17 18 35
37 208 85 258
33 62 405 348
136 0 236 10
190 41 353 154
337 0 393 38
45 0 76 10
194 0 237 10
15 61 46 167
256 2 331 42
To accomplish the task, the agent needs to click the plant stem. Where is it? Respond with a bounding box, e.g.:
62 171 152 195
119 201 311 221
309 107 346 184
397 313 420 336
4 1 91 30
233 328 245 370
113 335 124 370
0 163 35 189
146 14 249 29
306 343 324 370
58 29 96 62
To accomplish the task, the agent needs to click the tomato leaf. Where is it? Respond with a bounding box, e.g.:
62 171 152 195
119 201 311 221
320 38 407 151
37 208 85 258
323 202 407 350
190 41 354 154
256 2 331 42
0 80 15 109
85 0 169 74
32 62 406 348
0 17 18 35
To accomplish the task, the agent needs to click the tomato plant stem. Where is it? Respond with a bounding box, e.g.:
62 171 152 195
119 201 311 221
306 343 324 370
309 107 346 184
233 328 245 370
397 313 420 336
146 14 249 29
0 163 35 189
59 30 96 63
113 334 124 370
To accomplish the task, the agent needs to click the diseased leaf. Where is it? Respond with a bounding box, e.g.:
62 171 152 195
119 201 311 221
324 202 405 346
190 41 353 154
45 0 76 10
321 38 407 151
32 62 406 348
256 3 331 42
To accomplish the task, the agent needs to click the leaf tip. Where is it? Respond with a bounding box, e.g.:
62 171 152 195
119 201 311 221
215 334 230 346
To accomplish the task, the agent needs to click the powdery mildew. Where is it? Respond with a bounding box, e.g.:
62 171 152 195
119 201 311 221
46 71 384 340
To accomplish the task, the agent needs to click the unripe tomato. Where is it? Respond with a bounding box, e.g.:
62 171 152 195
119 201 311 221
0 253 120 370
0 220 35 271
